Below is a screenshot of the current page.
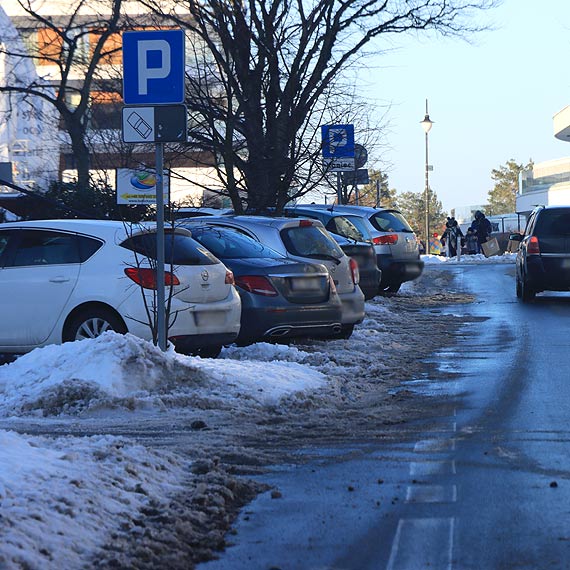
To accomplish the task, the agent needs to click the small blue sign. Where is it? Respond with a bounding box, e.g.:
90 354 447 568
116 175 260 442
321 124 355 158
123 30 185 105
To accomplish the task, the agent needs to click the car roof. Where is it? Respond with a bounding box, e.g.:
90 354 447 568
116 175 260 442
289 204 398 215
0 219 191 241
180 215 325 229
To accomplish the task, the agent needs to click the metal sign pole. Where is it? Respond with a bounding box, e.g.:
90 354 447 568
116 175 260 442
156 142 166 351
336 172 343 205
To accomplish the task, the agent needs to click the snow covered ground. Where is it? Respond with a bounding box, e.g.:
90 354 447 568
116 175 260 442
0 254 515 569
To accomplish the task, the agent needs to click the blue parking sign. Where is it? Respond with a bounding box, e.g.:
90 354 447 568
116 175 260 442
321 124 355 158
122 30 185 105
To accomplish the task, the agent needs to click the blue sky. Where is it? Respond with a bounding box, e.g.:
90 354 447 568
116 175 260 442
363 0 570 213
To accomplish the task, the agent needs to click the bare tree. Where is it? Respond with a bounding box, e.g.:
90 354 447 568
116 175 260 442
0 0 135 189
141 0 496 214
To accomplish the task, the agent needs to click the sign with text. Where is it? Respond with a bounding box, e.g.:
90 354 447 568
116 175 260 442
116 168 170 204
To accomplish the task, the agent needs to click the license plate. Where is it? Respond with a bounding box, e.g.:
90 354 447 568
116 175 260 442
194 311 225 326
291 277 321 290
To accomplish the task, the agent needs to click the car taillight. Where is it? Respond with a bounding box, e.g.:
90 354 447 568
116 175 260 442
372 234 398 245
235 275 278 296
527 236 540 255
225 269 235 285
299 219 313 227
349 257 360 285
124 267 180 289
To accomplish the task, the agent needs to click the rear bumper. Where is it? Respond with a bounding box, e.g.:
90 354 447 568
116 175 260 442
377 255 424 285
525 256 570 291
237 294 344 344
338 286 365 325
169 332 239 352
358 267 383 299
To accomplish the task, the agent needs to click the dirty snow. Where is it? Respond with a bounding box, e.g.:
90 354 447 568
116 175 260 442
0 255 513 569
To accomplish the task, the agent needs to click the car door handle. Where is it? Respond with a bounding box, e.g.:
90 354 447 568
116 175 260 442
49 276 71 283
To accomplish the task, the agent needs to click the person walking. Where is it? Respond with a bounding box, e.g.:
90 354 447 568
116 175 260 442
441 217 464 257
471 210 492 253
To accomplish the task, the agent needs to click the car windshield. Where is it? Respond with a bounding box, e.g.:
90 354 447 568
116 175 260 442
188 226 284 259
281 225 344 260
120 232 219 265
325 216 367 242
534 210 570 237
369 211 414 233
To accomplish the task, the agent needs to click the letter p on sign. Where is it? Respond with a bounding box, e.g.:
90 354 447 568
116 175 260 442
122 29 185 105
137 40 171 95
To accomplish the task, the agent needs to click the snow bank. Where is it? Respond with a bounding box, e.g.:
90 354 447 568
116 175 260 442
0 430 188 570
423 252 516 264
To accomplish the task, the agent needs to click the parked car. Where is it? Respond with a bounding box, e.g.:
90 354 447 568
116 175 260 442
510 206 570 302
295 204 423 293
179 215 365 338
0 220 241 358
284 206 382 299
179 224 343 345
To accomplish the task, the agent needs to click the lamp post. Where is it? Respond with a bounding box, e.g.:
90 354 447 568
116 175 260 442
420 99 434 254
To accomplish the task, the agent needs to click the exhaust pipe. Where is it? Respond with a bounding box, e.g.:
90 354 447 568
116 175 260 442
331 324 342 334
268 327 292 337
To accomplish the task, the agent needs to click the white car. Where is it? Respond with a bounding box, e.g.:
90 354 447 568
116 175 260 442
0 220 241 358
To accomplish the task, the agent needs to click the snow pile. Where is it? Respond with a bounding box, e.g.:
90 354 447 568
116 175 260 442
0 430 188 570
0 332 327 416
0 333 207 416
423 252 516 264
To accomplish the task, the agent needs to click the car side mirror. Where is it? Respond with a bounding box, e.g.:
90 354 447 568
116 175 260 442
509 233 523 242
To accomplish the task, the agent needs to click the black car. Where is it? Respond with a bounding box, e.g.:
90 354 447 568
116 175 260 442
510 206 570 301
182 224 344 345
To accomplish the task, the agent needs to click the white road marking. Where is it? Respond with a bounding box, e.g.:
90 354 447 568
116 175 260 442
414 439 455 453
387 518 455 570
405 484 457 504
410 459 456 477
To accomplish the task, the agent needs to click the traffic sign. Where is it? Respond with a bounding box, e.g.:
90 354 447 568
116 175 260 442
321 124 355 158
122 105 187 143
122 30 185 105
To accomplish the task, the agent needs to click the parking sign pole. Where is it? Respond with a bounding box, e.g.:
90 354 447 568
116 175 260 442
156 142 167 351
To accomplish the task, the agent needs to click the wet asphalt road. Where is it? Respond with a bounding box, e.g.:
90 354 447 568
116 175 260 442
199 263 570 570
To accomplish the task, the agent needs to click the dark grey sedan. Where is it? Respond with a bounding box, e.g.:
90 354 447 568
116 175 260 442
183 224 344 345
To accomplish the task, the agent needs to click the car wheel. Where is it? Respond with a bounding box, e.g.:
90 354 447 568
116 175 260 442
520 275 535 303
63 308 127 342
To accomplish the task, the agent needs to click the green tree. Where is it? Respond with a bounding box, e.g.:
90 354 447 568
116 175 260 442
487 159 533 214
396 189 446 244
354 169 397 208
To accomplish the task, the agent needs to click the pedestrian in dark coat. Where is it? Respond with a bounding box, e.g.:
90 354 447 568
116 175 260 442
441 217 464 257
471 210 492 253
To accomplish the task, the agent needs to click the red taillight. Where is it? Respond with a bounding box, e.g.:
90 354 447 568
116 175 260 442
349 257 360 285
372 234 398 245
225 269 235 285
527 236 540 255
124 267 180 289
299 219 313 227
235 275 278 296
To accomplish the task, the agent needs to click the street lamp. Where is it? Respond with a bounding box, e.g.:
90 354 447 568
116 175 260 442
420 99 434 254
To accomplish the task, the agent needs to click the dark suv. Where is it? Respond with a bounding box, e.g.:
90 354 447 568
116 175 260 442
510 206 570 301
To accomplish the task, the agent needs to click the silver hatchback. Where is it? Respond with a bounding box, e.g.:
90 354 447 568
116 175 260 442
179 215 365 338
299 205 423 293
